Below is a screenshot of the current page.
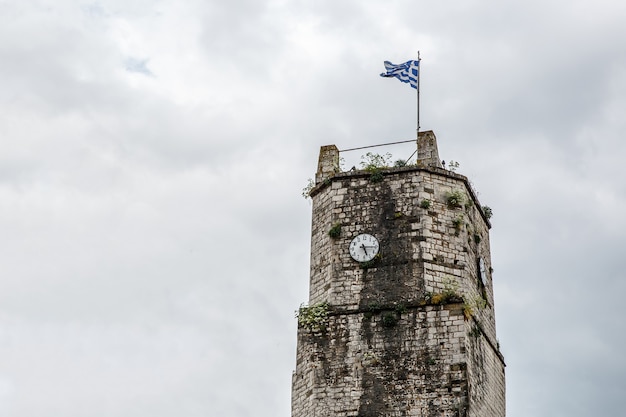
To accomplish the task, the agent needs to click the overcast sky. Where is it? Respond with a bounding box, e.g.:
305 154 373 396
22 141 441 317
1 0 625 416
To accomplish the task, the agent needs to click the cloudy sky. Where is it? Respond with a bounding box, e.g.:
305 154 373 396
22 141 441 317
1 0 625 416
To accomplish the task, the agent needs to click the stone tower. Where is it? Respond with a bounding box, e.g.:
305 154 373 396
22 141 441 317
292 131 505 417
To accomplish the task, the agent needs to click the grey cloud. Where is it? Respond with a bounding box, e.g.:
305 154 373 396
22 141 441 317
1 0 625 416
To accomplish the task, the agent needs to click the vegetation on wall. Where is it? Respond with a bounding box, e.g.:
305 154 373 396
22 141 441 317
296 302 330 332
424 277 490 321
302 177 333 199
394 159 408 167
362 351 381 366
429 277 464 305
463 296 488 321
360 152 392 171
328 223 342 238
362 302 405 328
360 278 490 327
369 171 384 182
469 325 482 338
395 303 407 314
445 190 465 208
419 199 431 209
451 214 465 236
360 152 392 183
363 302 382 320
301 178 315 199
381 312 399 328
430 291 464 305
447 160 460 172
482 206 493 219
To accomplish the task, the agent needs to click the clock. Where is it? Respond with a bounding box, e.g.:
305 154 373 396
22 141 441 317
349 233 379 262
478 257 488 285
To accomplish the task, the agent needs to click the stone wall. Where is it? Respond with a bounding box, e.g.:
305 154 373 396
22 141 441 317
292 306 469 417
293 139 505 416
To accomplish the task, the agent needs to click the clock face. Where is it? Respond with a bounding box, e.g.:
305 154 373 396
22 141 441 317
479 257 487 285
349 233 379 262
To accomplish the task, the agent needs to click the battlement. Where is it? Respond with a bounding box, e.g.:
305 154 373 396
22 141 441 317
315 131 442 184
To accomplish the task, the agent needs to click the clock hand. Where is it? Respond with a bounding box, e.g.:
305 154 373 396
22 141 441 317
361 243 368 255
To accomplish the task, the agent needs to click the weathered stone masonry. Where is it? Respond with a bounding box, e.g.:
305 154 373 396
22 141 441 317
293 131 505 417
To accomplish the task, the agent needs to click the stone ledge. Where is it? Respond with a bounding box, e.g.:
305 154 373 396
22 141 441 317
308 166 491 229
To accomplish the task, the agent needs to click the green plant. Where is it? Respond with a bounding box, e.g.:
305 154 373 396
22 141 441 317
364 302 383 320
328 223 341 239
430 293 446 305
473 233 481 244
445 190 465 208
443 276 459 293
302 178 315 199
430 277 464 305
482 206 493 219
393 211 403 218
360 152 391 183
469 325 481 338
296 302 330 331
447 160 460 172
363 352 380 366
339 156 346 171
431 292 464 305
420 199 431 209
474 296 488 310
360 152 392 171
423 291 433 304
395 303 407 314
394 159 407 167
369 171 384 183
462 296 488 320
463 304 473 320
452 214 464 232
381 312 399 328
367 302 383 311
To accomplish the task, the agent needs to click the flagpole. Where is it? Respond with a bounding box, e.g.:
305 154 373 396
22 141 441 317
417 51 421 138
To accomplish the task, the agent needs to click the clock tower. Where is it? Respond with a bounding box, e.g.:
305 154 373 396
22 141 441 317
292 131 505 417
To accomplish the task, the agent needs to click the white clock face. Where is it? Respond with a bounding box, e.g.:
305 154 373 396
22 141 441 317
479 257 487 285
349 233 379 262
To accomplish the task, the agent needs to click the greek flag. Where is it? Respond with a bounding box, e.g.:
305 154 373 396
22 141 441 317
380 60 419 89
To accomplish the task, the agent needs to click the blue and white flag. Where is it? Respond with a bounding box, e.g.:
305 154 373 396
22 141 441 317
380 60 419 89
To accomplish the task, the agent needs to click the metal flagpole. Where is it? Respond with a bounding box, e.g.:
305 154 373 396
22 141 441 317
417 51 421 138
